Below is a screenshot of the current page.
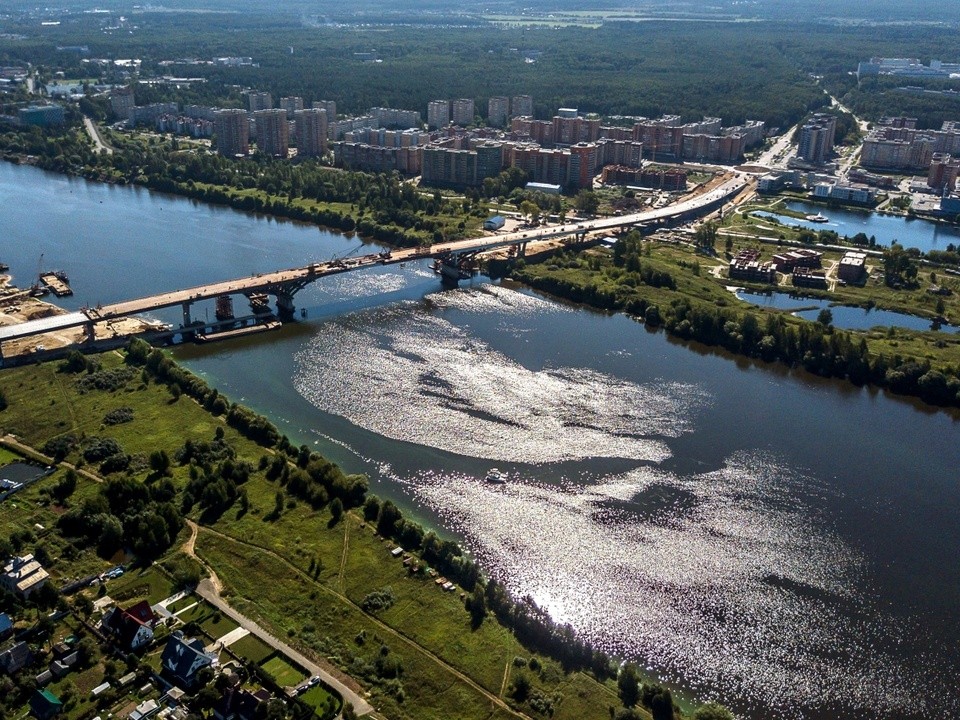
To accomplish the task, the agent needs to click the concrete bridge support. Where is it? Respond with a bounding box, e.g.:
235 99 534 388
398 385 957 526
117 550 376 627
182 302 193 328
276 290 297 321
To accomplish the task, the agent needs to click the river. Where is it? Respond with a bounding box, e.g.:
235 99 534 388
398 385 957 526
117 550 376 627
2 163 959 720
753 199 960 253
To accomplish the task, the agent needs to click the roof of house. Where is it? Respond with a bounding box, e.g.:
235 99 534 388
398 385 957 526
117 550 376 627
104 601 155 648
0 640 32 672
214 687 269 720
160 632 215 683
30 688 63 719
0 613 12 634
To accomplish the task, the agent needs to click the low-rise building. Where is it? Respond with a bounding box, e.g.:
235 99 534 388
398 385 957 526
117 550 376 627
0 640 32 674
792 266 828 289
812 182 876 206
160 632 217 690
772 248 822 272
18 105 65 127
29 689 62 720
2 554 49 598
483 215 505 231
838 251 868 283
102 600 157 651
729 249 776 284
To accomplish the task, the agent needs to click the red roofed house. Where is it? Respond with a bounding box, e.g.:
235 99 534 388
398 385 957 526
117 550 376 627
102 600 156 651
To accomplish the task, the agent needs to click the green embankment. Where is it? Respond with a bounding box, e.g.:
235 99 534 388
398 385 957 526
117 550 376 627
0 351 654 720
509 235 960 408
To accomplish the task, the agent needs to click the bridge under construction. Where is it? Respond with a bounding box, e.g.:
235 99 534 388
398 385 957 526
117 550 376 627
0 176 747 363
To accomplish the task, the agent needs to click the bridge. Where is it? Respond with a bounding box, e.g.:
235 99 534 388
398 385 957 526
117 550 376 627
0 176 746 353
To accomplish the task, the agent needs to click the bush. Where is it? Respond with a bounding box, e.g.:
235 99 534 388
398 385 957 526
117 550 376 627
360 587 396 613
82 437 123 462
103 407 134 425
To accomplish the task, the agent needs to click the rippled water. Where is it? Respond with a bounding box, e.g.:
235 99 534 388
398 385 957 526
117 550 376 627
294 293 704 464
5 160 955 720
289 283 960 720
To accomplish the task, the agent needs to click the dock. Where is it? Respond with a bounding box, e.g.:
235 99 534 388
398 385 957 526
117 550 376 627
39 272 73 297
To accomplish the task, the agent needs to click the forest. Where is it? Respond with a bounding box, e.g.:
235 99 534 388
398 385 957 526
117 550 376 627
3 9 960 129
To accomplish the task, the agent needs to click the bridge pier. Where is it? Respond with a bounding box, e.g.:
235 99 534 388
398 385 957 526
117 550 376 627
438 260 462 287
182 302 193 328
276 290 296 321
83 322 96 344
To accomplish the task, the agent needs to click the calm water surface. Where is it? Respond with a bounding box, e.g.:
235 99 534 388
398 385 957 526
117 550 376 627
735 289 960 333
753 200 960 253
3 163 959 720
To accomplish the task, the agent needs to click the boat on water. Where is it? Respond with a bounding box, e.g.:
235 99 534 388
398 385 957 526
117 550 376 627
805 213 829 223
0 262 8 272
484 468 507 484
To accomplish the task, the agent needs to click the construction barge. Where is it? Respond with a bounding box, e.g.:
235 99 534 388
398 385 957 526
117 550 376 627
39 271 73 297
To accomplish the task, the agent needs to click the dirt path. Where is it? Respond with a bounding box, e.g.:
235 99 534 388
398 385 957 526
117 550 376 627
0 434 103 485
338 521 349 592
194 522 532 720
183 520 373 716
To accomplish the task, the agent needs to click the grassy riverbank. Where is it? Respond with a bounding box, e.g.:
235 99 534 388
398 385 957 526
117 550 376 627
509 234 960 408
0 349 693 720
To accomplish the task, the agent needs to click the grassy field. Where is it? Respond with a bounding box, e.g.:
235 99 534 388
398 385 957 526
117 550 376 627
0 349 651 720
0 446 22 465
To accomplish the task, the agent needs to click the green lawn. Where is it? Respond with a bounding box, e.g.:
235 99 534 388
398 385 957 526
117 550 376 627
260 655 307 688
299 684 341 719
0 446 22 465
108 566 176 606
229 633 274 664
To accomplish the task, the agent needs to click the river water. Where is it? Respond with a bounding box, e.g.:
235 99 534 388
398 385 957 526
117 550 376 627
2 163 959 720
753 200 960 253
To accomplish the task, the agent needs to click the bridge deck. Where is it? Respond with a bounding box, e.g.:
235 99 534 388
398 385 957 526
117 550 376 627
0 178 745 346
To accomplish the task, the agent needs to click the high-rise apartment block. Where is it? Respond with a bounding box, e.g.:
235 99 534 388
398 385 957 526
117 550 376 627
427 100 450 130
797 113 838 165
511 95 533 119
370 107 421 129
110 86 135 121
312 100 337 122
487 97 509 127
214 109 250 157
254 109 289 158
248 91 273 112
452 99 475 127
295 108 328 157
280 96 304 118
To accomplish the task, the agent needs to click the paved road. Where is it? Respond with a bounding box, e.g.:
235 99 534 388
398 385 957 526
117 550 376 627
83 116 114 155
182 521 375 717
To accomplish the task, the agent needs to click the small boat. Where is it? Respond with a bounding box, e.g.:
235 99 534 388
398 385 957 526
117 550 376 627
805 213 829 223
0 262 8 272
485 468 507 484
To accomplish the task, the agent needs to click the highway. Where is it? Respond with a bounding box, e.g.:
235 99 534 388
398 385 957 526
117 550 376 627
0 175 745 346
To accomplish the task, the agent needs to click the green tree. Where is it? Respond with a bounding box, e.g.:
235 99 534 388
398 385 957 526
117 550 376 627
693 702 735 720
618 664 640 707
511 672 531 702
575 190 600 216
330 497 344 524
817 308 833 328
695 220 718 250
